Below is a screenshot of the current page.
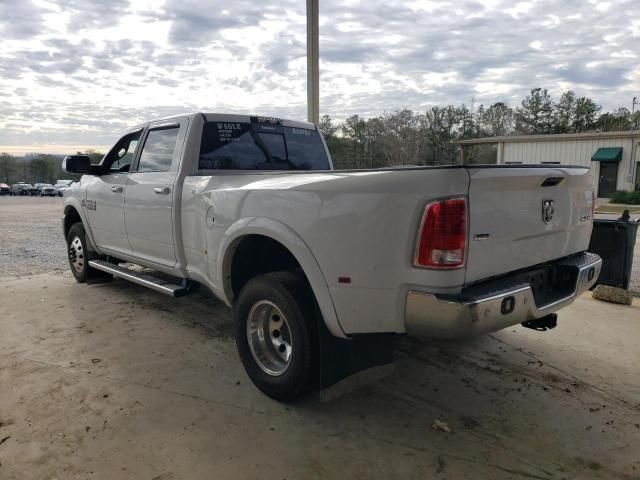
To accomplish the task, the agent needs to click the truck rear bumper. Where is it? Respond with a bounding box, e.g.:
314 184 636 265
405 252 602 339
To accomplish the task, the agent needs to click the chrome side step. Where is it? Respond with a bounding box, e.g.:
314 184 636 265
88 260 189 297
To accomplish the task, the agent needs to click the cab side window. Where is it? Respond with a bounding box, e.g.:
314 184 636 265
104 131 141 172
137 127 180 172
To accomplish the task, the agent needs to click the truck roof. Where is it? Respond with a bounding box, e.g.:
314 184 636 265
128 113 316 133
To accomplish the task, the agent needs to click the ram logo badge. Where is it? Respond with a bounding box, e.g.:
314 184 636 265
542 199 554 224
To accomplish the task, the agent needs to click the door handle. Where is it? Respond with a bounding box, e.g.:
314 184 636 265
111 186 123 193
154 187 171 194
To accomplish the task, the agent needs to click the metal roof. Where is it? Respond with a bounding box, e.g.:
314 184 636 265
459 130 640 145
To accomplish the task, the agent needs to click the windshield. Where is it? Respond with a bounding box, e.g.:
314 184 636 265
199 121 330 171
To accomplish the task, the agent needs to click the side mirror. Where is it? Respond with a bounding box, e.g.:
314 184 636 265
62 155 92 174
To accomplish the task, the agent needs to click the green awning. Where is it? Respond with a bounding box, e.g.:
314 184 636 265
591 147 622 162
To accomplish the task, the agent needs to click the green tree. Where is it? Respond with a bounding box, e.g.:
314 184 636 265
477 102 515 136
0 153 17 184
318 116 353 169
422 106 462 165
572 97 600 132
516 88 554 134
553 91 576 133
340 115 369 168
376 110 423 166
458 104 477 139
318 115 338 138
597 107 631 131
28 157 54 183
362 116 387 168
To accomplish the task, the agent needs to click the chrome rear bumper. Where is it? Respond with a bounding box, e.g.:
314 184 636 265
405 252 602 339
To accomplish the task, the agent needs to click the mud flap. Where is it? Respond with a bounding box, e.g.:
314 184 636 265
315 315 395 402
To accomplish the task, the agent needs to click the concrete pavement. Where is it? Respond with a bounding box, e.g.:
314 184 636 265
1 273 639 479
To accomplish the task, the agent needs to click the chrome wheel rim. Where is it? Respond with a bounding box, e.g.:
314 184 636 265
246 300 292 376
68 236 85 274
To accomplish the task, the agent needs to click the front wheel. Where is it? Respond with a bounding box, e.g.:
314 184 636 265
234 271 316 401
66 222 100 283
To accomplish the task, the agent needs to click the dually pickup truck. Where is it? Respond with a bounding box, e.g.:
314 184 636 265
62 113 602 400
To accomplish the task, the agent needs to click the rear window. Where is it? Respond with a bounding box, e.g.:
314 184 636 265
199 121 330 171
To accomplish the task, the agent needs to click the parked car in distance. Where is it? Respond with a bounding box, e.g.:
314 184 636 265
12 183 33 196
54 183 70 196
0 183 13 195
34 183 57 196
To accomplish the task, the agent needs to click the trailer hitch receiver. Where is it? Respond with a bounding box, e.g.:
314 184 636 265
521 313 558 332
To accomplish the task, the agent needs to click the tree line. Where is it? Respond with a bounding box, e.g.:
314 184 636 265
0 151 102 185
1 88 638 179
321 88 640 168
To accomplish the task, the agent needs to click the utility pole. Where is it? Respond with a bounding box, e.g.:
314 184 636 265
631 97 639 186
306 0 319 125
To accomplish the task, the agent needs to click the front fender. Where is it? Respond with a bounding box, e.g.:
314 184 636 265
63 198 100 253
218 217 347 339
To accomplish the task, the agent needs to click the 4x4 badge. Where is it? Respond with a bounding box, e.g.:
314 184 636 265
542 199 554 224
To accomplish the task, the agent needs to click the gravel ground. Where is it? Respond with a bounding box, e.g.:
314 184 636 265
0 196 638 294
0 196 67 278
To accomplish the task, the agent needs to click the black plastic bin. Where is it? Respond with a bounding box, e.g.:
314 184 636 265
588 214 639 290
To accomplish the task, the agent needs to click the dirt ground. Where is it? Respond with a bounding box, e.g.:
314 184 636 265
1 197 640 479
0 197 67 277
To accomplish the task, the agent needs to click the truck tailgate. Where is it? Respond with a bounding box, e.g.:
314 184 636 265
465 166 594 284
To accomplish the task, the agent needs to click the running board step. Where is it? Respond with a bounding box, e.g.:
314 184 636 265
88 260 190 297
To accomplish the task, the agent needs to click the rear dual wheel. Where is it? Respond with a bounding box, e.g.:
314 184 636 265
234 271 317 401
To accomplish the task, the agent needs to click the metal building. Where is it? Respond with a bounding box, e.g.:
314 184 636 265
460 131 640 197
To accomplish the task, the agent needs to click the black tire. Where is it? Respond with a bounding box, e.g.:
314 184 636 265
234 271 316 401
66 222 99 283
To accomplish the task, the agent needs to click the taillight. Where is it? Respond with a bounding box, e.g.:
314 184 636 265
414 198 467 269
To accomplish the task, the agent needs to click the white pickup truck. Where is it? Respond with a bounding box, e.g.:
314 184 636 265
62 113 602 400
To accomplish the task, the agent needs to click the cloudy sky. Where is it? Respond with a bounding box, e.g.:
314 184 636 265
0 0 638 154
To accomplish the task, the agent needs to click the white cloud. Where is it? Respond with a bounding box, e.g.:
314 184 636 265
407 0 443 13
0 0 638 153
506 1 535 17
